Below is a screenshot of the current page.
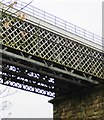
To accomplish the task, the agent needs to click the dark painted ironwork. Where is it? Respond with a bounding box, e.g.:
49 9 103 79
0 1 104 97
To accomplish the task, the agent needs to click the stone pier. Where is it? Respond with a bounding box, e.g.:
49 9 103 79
50 85 104 119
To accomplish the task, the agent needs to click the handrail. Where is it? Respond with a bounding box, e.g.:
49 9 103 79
1 0 104 47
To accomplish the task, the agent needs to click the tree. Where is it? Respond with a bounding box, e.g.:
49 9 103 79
0 85 17 119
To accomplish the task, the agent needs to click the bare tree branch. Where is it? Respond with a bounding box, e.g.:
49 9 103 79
0 87 8 95
0 88 17 98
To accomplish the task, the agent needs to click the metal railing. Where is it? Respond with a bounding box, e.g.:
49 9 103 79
1 0 104 47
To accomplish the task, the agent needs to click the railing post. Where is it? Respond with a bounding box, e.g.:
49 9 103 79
33 6 34 17
21 1 23 10
93 34 94 42
44 11 45 20
84 29 86 37
65 21 66 30
75 25 76 34
55 16 56 26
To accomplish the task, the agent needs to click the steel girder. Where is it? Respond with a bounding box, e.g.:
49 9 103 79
0 46 101 97
0 8 104 97
1 12 104 80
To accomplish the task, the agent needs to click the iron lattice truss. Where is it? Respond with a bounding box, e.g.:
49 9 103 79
1 12 104 79
1 51 89 97
0 10 104 97
1 57 56 97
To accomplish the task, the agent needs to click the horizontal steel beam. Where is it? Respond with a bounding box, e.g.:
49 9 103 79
1 75 55 97
0 49 99 85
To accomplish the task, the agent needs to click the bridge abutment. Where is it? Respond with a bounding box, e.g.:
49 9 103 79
50 85 104 119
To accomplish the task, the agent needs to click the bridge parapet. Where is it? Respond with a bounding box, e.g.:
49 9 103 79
0 1 104 97
0 0 103 50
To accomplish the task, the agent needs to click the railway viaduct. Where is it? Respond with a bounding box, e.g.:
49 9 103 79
0 1 104 119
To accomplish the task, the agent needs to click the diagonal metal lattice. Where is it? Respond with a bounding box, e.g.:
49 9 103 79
1 61 56 97
1 12 104 80
1 53 88 97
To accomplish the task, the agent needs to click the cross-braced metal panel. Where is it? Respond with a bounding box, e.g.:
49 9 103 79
1 54 87 97
1 12 104 80
1 63 55 97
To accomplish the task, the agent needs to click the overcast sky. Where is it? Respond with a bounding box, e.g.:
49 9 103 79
0 0 103 118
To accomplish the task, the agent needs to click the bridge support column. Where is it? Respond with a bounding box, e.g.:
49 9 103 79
50 85 104 119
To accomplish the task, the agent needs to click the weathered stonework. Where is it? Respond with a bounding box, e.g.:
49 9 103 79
50 85 104 119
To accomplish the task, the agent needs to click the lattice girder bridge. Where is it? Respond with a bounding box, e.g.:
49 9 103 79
0 1 104 97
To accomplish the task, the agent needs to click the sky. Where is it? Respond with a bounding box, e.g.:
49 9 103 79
0 0 103 118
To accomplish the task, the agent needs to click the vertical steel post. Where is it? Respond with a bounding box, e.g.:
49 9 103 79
102 1 104 79
0 2 2 79
102 1 104 49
